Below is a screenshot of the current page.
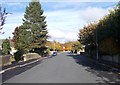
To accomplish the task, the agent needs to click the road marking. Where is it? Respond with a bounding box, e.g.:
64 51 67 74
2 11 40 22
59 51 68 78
0 70 5 74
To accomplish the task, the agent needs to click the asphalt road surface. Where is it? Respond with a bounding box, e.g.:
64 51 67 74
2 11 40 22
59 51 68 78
3 52 120 84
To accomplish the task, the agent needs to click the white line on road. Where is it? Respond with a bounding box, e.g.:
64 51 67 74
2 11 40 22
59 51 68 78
0 70 5 74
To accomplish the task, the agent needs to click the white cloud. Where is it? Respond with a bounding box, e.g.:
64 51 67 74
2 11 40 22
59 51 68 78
45 6 110 42
79 7 109 23
48 29 78 43
49 29 65 38
49 29 78 39
1 2 115 43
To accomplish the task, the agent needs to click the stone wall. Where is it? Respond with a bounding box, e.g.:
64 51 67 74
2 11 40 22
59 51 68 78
101 55 120 64
23 53 41 61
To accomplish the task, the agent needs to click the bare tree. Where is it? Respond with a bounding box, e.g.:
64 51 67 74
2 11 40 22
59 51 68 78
0 5 10 34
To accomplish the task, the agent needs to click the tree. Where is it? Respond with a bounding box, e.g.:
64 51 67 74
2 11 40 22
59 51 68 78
95 2 120 55
63 42 73 51
2 39 11 55
12 27 20 49
78 23 97 45
46 41 62 51
22 0 48 56
78 2 120 56
12 26 32 51
72 41 82 53
0 5 9 34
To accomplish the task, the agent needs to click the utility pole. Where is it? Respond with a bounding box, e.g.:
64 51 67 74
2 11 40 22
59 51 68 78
53 40 55 51
96 26 99 60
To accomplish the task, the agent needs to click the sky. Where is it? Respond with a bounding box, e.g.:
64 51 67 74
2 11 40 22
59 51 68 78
0 0 118 43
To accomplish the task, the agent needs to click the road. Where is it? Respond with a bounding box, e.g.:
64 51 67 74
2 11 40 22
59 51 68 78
3 52 120 84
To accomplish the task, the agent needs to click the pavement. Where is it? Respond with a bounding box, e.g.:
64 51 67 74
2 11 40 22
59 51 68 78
0 56 49 83
0 57 48 74
82 54 120 74
2 52 120 84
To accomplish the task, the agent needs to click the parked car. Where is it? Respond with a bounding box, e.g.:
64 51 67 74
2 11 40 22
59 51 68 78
52 51 57 56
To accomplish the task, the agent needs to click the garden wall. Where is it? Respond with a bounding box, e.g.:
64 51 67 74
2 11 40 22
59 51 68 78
23 53 41 61
101 55 120 64
0 55 11 67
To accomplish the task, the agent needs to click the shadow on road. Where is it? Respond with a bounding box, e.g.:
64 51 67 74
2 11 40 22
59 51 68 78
67 53 120 84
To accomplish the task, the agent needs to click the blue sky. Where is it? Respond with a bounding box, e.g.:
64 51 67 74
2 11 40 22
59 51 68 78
0 0 118 43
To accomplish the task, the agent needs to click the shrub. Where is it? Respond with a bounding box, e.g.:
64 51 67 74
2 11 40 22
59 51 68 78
14 50 24 61
33 47 49 57
99 38 119 55
2 39 11 55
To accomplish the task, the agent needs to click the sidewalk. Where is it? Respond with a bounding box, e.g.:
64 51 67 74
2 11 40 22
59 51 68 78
81 54 120 74
0 56 49 74
97 60 120 74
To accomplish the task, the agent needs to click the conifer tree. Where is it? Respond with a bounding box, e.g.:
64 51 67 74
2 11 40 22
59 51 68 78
22 0 48 56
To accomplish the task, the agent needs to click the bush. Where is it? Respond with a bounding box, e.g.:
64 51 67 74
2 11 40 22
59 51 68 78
85 44 97 59
33 47 49 57
2 39 11 55
99 38 119 55
14 50 24 61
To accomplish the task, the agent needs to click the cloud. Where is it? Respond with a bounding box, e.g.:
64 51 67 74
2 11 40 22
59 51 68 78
48 29 78 43
45 5 111 42
79 7 109 23
49 29 65 39
1 2 117 43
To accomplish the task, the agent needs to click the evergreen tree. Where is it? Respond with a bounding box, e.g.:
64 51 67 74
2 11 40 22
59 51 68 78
22 0 48 56
12 26 32 51
12 27 20 50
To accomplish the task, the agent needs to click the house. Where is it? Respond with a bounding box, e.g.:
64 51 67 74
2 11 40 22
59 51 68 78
0 39 3 50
